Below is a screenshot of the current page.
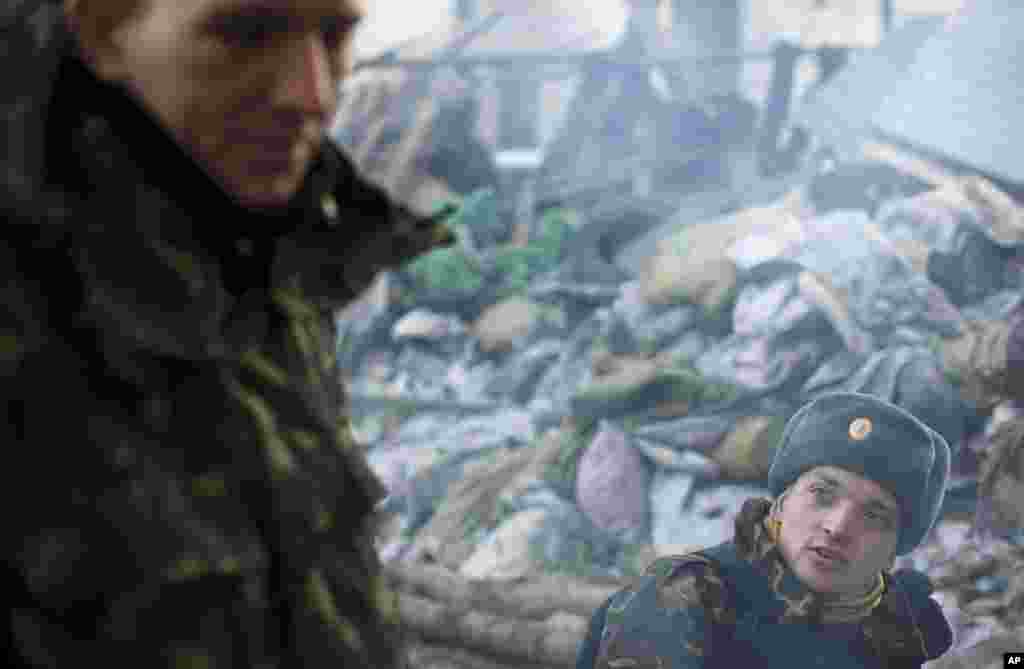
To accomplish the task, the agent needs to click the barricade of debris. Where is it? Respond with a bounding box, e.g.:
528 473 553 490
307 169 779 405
391 558 620 669
338 171 1023 667
334 4 1024 665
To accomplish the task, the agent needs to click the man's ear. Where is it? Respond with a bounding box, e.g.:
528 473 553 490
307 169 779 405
63 0 133 83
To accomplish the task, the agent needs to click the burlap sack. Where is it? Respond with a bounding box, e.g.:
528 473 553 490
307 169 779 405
712 414 787 480
639 190 809 311
473 297 543 354
939 319 1011 410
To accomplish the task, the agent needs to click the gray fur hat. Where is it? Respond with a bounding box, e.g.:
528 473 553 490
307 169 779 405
768 392 951 555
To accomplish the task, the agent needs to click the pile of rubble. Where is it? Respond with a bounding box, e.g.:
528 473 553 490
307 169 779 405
338 174 1024 666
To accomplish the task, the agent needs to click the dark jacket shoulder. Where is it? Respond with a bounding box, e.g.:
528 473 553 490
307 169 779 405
880 568 954 663
576 553 730 669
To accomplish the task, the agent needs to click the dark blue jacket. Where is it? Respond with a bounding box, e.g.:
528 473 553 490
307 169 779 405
577 540 953 669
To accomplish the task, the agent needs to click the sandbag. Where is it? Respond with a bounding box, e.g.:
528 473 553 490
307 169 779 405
793 210 963 337
638 197 806 312
574 421 651 543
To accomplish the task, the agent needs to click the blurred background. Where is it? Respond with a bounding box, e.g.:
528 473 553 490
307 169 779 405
331 2 1023 668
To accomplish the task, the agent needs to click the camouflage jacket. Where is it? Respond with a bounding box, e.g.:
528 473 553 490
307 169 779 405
1 2 452 667
576 499 953 669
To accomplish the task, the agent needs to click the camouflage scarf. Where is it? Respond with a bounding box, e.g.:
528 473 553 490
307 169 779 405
734 497 933 661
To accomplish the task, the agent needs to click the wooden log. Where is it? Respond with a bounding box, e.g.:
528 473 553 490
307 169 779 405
406 640 559 669
398 590 585 668
386 560 624 620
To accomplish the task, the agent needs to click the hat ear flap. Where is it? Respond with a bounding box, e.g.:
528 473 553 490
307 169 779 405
892 425 951 556
768 397 821 494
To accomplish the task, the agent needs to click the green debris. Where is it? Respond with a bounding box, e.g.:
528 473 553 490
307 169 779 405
449 188 499 233
664 349 698 368
532 207 575 261
573 362 738 419
492 245 548 296
637 336 660 357
399 192 485 295
491 207 576 297
462 509 486 540
404 244 484 295
402 194 579 300
543 420 597 489
536 303 568 330
392 401 419 423
701 279 740 322
493 497 518 527
655 358 739 406
620 415 644 432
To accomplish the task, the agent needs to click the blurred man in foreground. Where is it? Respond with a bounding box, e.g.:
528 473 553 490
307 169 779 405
1 0 451 666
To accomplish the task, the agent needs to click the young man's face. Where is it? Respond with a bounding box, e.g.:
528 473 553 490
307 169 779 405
75 0 366 209
775 466 901 597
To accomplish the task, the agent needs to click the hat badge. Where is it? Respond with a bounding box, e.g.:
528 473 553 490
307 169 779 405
849 417 873 441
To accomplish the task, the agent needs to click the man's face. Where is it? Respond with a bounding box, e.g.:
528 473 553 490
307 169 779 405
80 0 365 209
775 466 900 597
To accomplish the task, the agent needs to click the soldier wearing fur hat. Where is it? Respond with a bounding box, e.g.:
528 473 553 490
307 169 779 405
576 392 954 669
